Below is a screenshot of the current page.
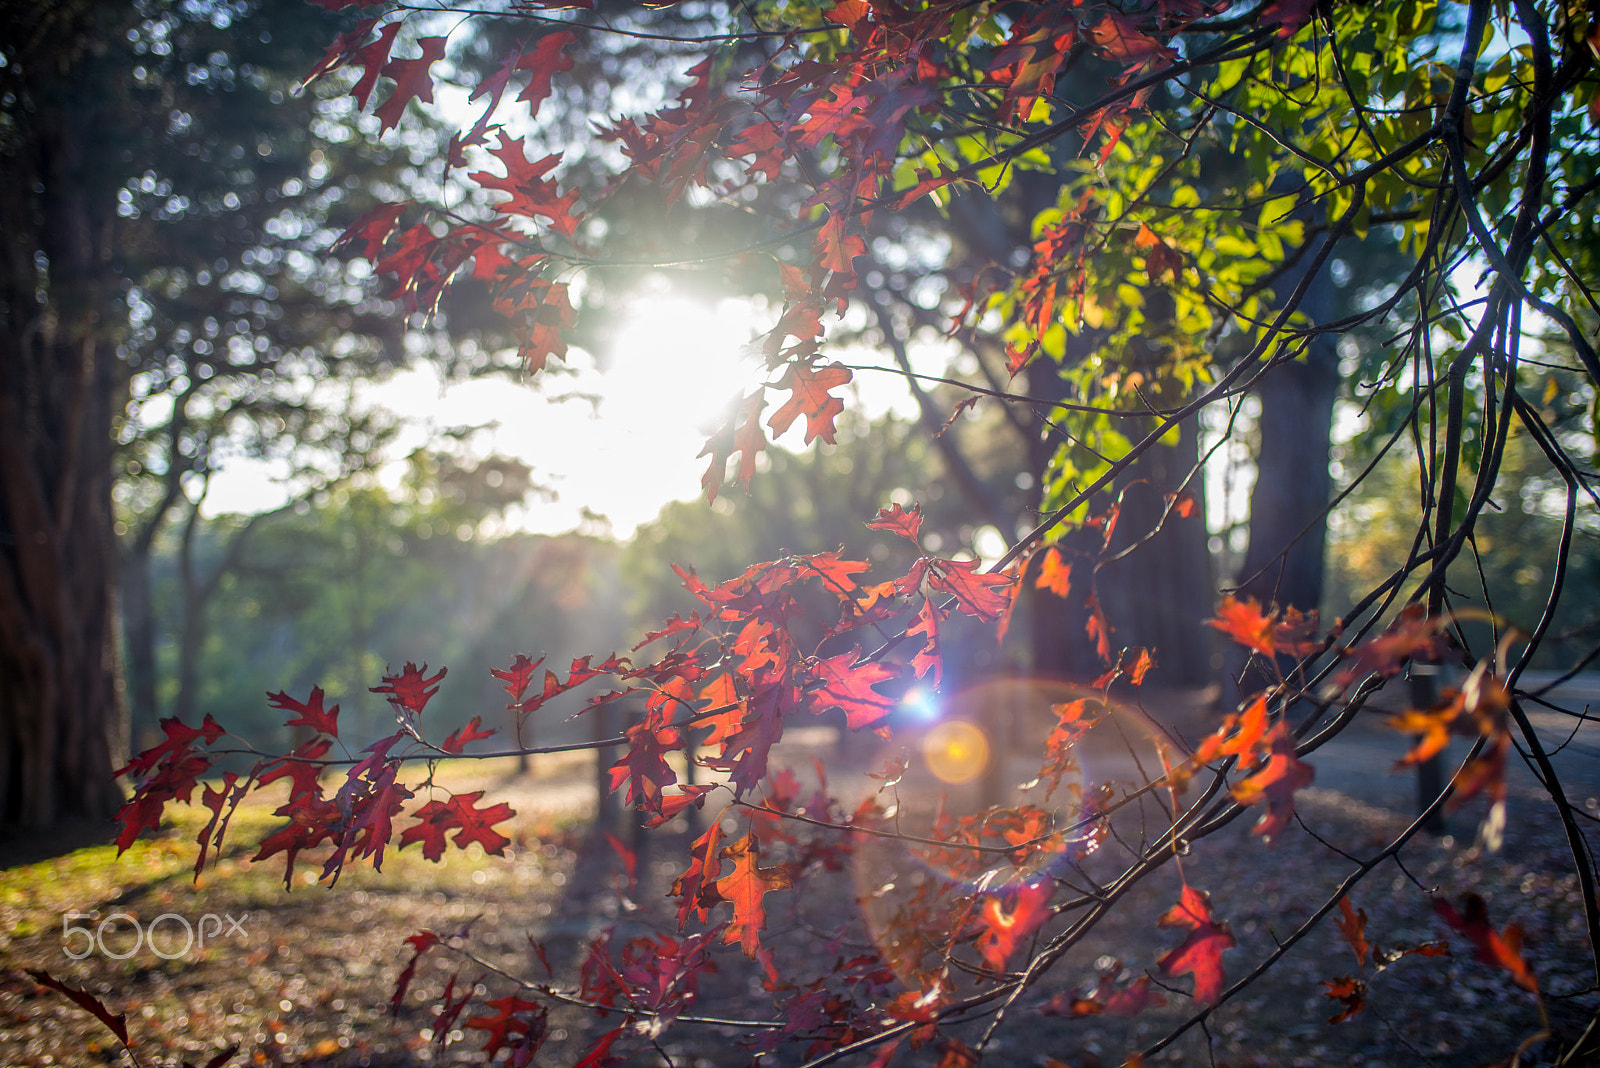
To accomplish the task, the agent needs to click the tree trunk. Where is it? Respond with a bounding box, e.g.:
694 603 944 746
1098 418 1216 685
0 9 131 831
1226 319 1340 701
121 549 161 745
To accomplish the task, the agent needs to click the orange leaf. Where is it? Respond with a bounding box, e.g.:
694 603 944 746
1207 595 1276 657
1336 896 1369 967
934 1038 976 1068
1229 720 1314 843
1126 647 1156 686
698 391 767 501
976 878 1053 970
715 834 793 957
1433 893 1537 993
1321 975 1366 1023
1085 591 1112 663
1334 604 1444 688
808 647 898 730
1156 886 1235 1005
1034 547 1072 597
907 600 945 687
867 502 923 543
816 214 865 274
927 558 1015 622
767 361 852 445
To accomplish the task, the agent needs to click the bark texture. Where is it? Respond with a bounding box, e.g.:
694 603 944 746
0 3 130 830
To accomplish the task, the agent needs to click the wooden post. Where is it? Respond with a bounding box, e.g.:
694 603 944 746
1409 665 1449 835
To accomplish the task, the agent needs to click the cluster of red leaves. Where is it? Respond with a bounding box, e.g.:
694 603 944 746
93 548 1554 1067
1207 597 1516 846
304 0 1233 501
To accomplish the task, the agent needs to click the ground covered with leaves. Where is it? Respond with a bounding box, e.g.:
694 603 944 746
2 710 1595 1068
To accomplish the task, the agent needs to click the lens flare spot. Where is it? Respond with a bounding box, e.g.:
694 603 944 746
923 720 989 784
901 687 939 721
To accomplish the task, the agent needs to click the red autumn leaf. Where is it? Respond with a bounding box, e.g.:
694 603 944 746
465 994 548 1058
816 213 865 274
608 717 682 809
1126 647 1156 686
1383 940 1452 963
194 771 247 877
430 971 472 1043
1157 885 1235 1005
27 970 132 1047
114 714 225 854
390 929 439 1015
633 612 703 651
440 716 497 754
1208 595 1277 657
333 201 409 261
1134 222 1183 283
1043 972 1165 1018
490 653 545 704
1334 603 1445 688
715 834 793 957
934 1037 977 1068
1034 547 1071 597
1101 974 1166 1017
797 551 871 600
400 791 515 861
269 686 340 738
470 133 583 236
1193 694 1273 772
892 166 958 208
995 561 1026 644
695 673 744 748
515 30 578 112
671 822 725 927
992 21 1074 123
1084 590 1113 663
698 391 767 501
257 737 331 803
326 764 414 880
1321 975 1366 1023
1033 697 1104 800
374 36 447 135
370 661 446 717
116 713 225 780
299 16 378 91
976 878 1053 970
1433 893 1538 993
1336 896 1370 966
449 44 524 165
907 599 945 686
767 360 852 445
348 21 402 110
709 676 790 796
808 647 897 729
867 502 923 543
1086 13 1175 65
647 783 719 828
1005 340 1039 377
1229 720 1314 843
1260 0 1318 38
926 557 1015 622
731 119 788 181
572 1027 625 1068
